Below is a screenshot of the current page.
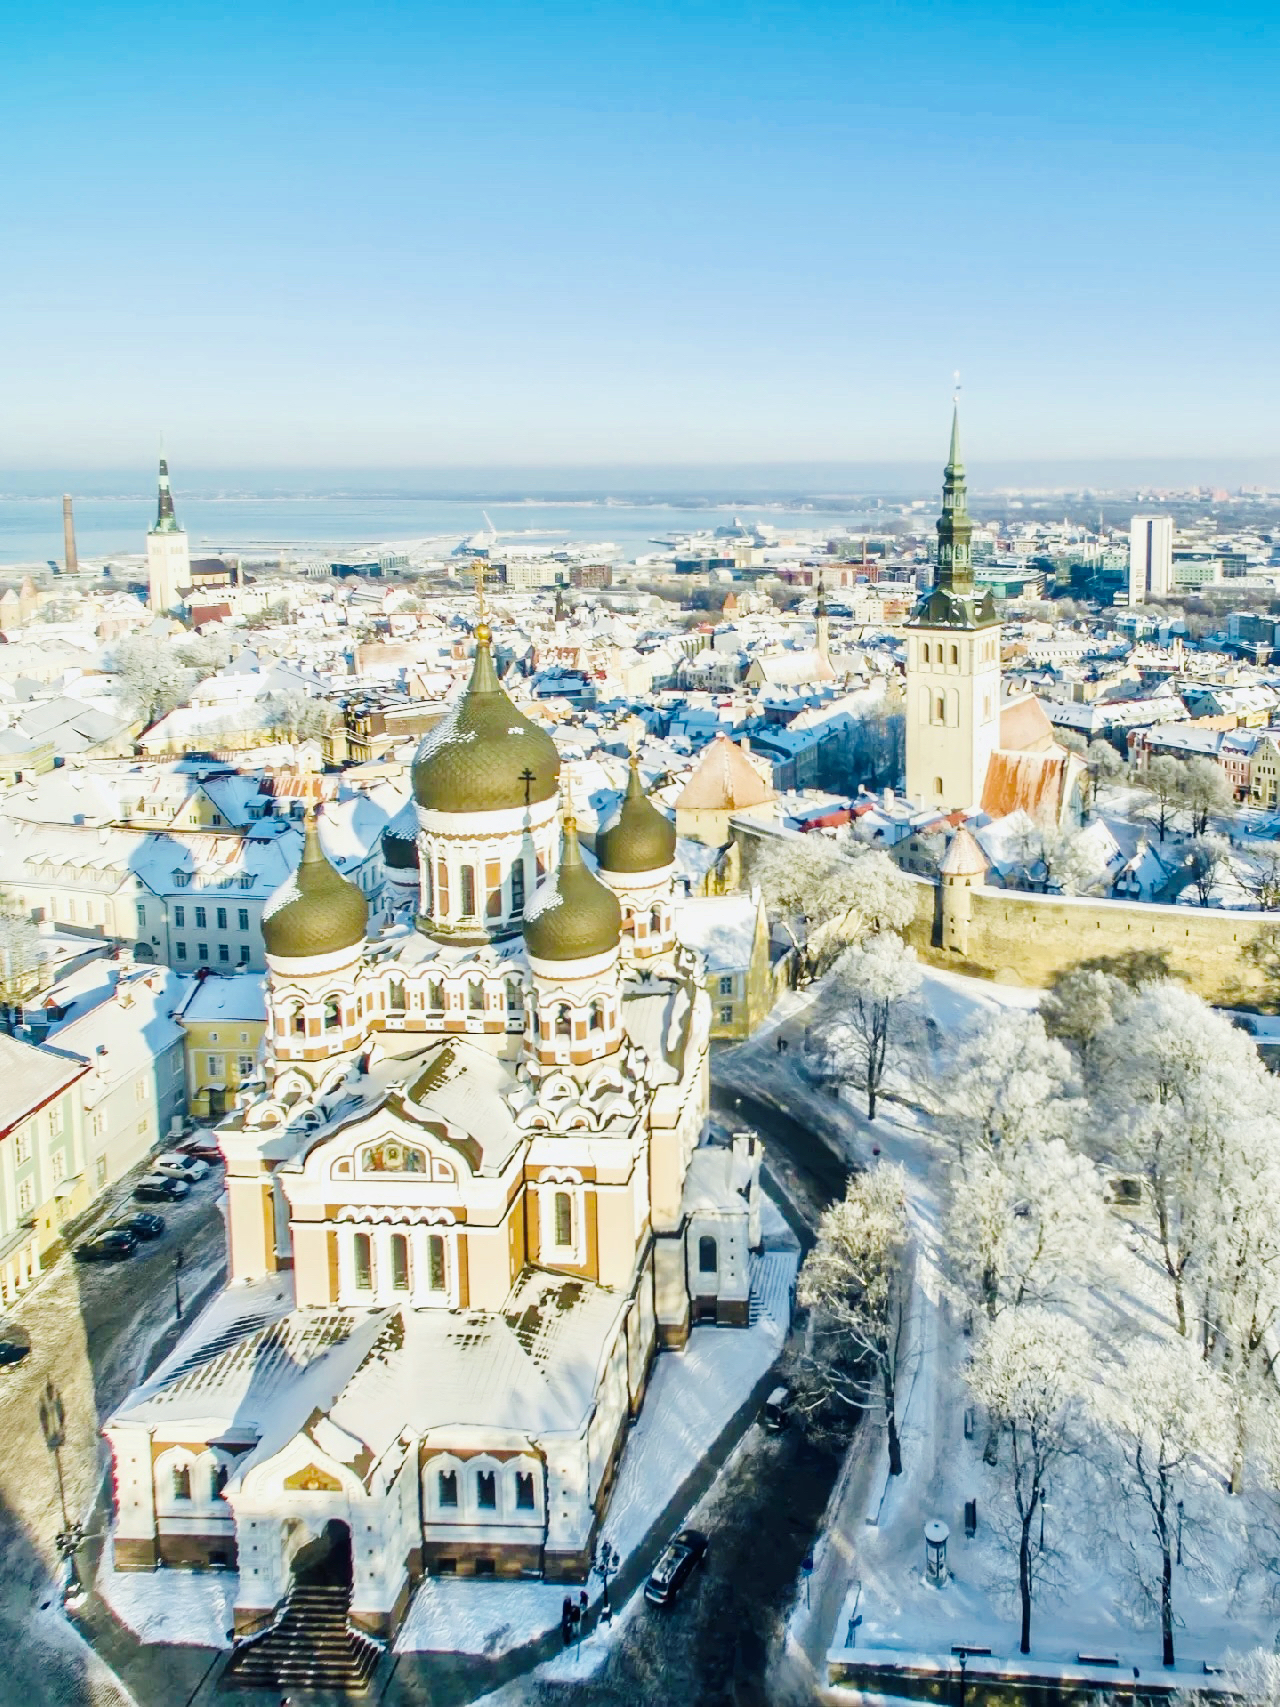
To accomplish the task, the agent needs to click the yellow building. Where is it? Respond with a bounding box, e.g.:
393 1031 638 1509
0 1034 88 1301
674 890 780 1039
177 973 267 1121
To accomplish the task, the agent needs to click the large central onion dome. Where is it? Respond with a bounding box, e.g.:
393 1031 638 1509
597 756 676 874
523 817 621 962
412 626 560 814
262 812 368 959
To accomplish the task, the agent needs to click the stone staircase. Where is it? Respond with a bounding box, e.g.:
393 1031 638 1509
224 1583 382 1694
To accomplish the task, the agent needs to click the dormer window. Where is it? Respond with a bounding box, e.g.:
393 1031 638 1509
173 871 190 889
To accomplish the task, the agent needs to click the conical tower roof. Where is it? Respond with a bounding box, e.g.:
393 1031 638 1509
597 757 676 874
262 811 368 959
153 456 180 533
523 815 621 963
412 627 560 814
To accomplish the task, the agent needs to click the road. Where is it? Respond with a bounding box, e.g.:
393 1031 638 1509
0 1161 227 1706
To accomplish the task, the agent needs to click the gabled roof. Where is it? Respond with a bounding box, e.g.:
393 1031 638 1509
675 735 774 811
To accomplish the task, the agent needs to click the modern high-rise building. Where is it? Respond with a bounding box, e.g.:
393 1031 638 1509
904 407 1003 811
1128 515 1174 603
146 456 191 614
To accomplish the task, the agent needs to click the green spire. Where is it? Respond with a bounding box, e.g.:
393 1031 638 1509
154 456 179 533
936 401 972 593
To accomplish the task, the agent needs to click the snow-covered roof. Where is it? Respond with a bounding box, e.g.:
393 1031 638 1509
0 1032 88 1133
178 973 267 1026
674 893 761 974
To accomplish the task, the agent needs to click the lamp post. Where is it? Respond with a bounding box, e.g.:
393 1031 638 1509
39 1379 83 1596
174 1247 185 1323
593 1538 620 1622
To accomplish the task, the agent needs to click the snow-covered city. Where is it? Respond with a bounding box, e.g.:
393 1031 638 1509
6 5 1280 1703
3 415 1280 1706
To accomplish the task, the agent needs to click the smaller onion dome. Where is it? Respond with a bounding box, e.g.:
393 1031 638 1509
381 799 420 871
597 756 676 875
523 816 621 963
263 812 368 959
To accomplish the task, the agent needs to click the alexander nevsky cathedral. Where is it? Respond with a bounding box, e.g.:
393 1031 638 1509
105 613 762 1639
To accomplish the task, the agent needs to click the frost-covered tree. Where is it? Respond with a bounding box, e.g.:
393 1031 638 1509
1241 848 1280 912
107 635 197 727
1040 967 1127 1088
1185 834 1230 907
950 1009 1077 1158
1094 982 1266 1340
264 692 335 744
795 1164 910 1472
752 836 914 982
1142 756 1184 843
1098 1337 1228 1666
948 1137 1106 1322
967 1308 1093 1655
814 934 923 1119
0 890 44 1026
1180 757 1234 837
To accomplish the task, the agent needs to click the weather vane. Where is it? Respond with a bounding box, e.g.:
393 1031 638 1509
953 369 962 406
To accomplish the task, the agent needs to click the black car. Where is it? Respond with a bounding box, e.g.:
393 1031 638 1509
122 1212 165 1241
644 1528 709 1607
133 1174 189 1203
75 1227 139 1262
0 1337 30 1368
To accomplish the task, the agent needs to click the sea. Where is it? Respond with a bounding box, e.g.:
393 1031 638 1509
0 488 894 569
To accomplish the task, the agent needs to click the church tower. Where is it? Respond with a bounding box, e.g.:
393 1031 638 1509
146 456 192 614
905 407 1002 811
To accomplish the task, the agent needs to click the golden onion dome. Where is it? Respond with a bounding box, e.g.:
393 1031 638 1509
262 814 368 959
596 756 676 875
523 817 621 963
411 628 560 815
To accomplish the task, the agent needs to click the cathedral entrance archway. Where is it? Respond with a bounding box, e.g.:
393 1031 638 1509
290 1517 353 1590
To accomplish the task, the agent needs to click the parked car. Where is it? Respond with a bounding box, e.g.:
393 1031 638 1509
0 1335 30 1368
122 1211 166 1241
644 1528 709 1607
134 1174 190 1203
76 1227 139 1262
179 1135 222 1163
763 1385 792 1433
155 1152 209 1183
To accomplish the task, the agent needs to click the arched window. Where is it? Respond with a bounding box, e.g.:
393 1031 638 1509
427 1234 447 1293
428 979 445 1010
388 978 405 1013
390 1233 410 1291
511 859 525 912
950 644 959 666
589 1000 605 1033
212 1460 229 1499
554 1004 571 1039
353 1232 373 1291
699 1235 718 1275
506 980 522 1013
934 776 943 795
649 906 662 936
476 1469 497 1511
438 1469 458 1508
460 865 476 916
468 979 484 1011
515 1470 536 1511
554 1191 573 1248
322 996 341 1030
172 1464 192 1501
423 862 433 913
922 643 930 664
934 693 945 724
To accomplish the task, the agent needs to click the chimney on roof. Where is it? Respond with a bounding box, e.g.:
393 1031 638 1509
62 495 78 576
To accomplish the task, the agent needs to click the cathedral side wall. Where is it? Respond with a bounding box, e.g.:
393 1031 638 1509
902 873 1276 1006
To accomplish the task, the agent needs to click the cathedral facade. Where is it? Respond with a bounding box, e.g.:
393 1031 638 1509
105 620 761 1638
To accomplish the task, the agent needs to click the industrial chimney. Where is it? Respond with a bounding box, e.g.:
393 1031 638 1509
62 495 78 576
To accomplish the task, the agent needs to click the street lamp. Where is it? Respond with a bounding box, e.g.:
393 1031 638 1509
174 1247 185 1323
593 1538 620 1622
38 1379 83 1597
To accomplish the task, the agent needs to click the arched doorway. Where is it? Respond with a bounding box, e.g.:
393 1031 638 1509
290 1517 353 1589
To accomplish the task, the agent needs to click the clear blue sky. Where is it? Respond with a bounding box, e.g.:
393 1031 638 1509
3 1 1277 471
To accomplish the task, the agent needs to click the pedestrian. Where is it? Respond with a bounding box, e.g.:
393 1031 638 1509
561 1594 573 1648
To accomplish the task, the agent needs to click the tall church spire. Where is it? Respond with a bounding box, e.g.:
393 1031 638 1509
155 456 178 532
935 402 973 594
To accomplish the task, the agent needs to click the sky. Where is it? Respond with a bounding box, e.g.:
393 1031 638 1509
2 1 1278 473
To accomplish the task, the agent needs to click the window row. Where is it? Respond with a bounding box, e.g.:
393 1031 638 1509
435 1466 536 1513
347 1227 449 1301
176 942 251 965
172 905 252 931
425 853 540 921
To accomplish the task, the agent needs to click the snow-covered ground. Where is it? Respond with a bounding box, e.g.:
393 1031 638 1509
755 968 1280 1685
396 1242 796 1655
96 1536 237 1650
